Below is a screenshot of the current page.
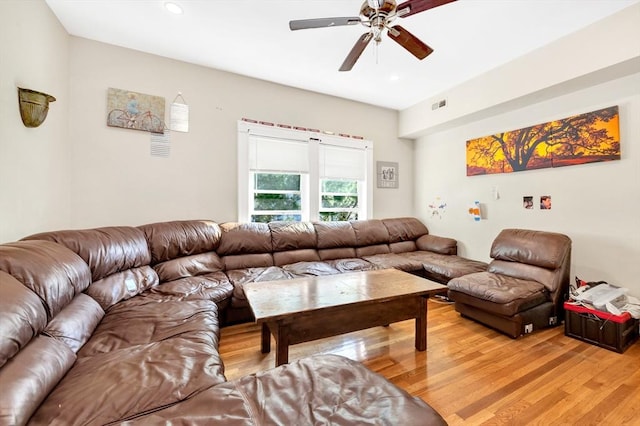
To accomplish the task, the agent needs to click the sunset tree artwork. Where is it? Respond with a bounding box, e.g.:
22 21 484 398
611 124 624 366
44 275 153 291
466 106 620 176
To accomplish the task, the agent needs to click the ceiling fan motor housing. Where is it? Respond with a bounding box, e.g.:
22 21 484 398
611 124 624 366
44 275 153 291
361 0 397 23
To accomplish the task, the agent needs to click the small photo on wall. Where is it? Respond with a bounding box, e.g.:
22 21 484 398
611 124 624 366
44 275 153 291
540 195 552 210
523 196 533 209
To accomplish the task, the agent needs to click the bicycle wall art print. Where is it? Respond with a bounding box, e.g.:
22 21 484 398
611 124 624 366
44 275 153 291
107 88 165 133
466 105 620 176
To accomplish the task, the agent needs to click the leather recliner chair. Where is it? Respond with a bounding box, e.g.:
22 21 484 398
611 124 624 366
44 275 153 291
447 229 571 338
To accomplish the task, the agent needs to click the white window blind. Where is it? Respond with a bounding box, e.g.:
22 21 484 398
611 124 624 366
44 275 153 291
319 144 366 180
249 135 309 173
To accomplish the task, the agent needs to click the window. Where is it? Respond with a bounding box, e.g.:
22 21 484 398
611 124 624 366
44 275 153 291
238 121 373 222
251 173 303 223
319 179 359 221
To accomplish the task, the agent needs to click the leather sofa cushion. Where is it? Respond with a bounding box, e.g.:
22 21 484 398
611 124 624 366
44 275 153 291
31 330 224 426
490 229 571 269
78 299 219 358
0 241 91 319
0 336 76 426
314 221 357 249
401 251 488 282
355 244 390 257
318 247 357 260
282 261 340 277
449 289 549 318
270 221 317 251
227 267 294 306
217 222 272 255
124 354 447 425
351 219 390 246
416 234 458 255
43 294 104 353
23 227 150 282
489 260 558 292
390 240 417 253
273 249 320 266
361 253 424 272
225 354 446 425
223 253 274 270
324 258 376 273
154 252 224 282
85 265 159 310
448 272 548 316
382 217 429 243
138 220 221 264
0 271 47 368
143 272 233 304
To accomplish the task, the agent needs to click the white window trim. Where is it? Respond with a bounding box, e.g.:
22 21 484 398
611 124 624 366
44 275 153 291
238 121 373 222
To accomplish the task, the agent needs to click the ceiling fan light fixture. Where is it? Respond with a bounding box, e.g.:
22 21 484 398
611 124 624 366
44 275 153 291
164 2 183 15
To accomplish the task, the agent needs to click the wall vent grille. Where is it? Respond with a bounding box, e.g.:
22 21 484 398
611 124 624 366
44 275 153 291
431 99 447 110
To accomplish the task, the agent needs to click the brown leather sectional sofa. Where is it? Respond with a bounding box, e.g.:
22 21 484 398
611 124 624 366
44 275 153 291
1 217 468 425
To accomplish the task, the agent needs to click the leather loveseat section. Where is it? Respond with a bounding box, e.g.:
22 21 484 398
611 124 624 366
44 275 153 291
448 229 572 338
0 238 225 425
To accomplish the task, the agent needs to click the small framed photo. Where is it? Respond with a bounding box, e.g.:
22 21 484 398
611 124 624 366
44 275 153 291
377 161 398 189
540 195 552 210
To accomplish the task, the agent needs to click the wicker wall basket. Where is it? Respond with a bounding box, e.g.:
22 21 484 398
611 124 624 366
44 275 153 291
18 87 56 128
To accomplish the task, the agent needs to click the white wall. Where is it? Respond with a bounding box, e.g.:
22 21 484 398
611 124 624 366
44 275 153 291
67 37 413 230
414 73 640 296
0 0 71 243
400 2 640 138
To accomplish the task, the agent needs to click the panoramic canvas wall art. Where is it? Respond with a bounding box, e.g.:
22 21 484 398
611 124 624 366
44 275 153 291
466 106 620 176
107 88 165 133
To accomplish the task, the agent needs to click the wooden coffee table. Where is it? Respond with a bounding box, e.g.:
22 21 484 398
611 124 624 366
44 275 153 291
244 268 447 367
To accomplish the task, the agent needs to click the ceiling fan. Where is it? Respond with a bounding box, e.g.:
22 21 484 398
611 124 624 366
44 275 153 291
289 0 457 72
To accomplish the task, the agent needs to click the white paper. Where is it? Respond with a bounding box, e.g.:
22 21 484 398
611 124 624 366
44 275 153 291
170 102 189 132
150 132 170 157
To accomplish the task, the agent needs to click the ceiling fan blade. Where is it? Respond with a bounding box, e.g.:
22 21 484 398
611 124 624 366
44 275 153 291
339 32 374 72
396 0 456 18
289 17 361 31
387 25 433 59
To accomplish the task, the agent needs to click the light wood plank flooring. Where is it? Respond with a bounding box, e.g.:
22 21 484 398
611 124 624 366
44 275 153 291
219 299 640 425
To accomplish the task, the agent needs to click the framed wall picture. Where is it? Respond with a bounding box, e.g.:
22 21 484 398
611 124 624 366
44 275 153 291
107 88 165 133
377 161 398 189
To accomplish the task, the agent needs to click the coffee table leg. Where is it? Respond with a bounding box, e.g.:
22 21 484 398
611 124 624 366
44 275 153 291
415 296 427 351
274 323 289 367
261 323 271 354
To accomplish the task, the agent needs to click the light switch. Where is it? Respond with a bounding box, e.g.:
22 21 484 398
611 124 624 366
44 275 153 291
491 186 500 200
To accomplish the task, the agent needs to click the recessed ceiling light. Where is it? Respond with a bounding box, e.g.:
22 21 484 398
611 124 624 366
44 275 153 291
164 2 183 14
389 74 400 81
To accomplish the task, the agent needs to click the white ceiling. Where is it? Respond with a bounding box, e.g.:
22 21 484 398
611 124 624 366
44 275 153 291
45 0 638 110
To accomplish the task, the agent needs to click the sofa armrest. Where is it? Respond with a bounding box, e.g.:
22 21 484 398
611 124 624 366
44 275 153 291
416 235 457 255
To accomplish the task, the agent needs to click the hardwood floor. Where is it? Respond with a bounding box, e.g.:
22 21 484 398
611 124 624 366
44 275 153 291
219 299 640 425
